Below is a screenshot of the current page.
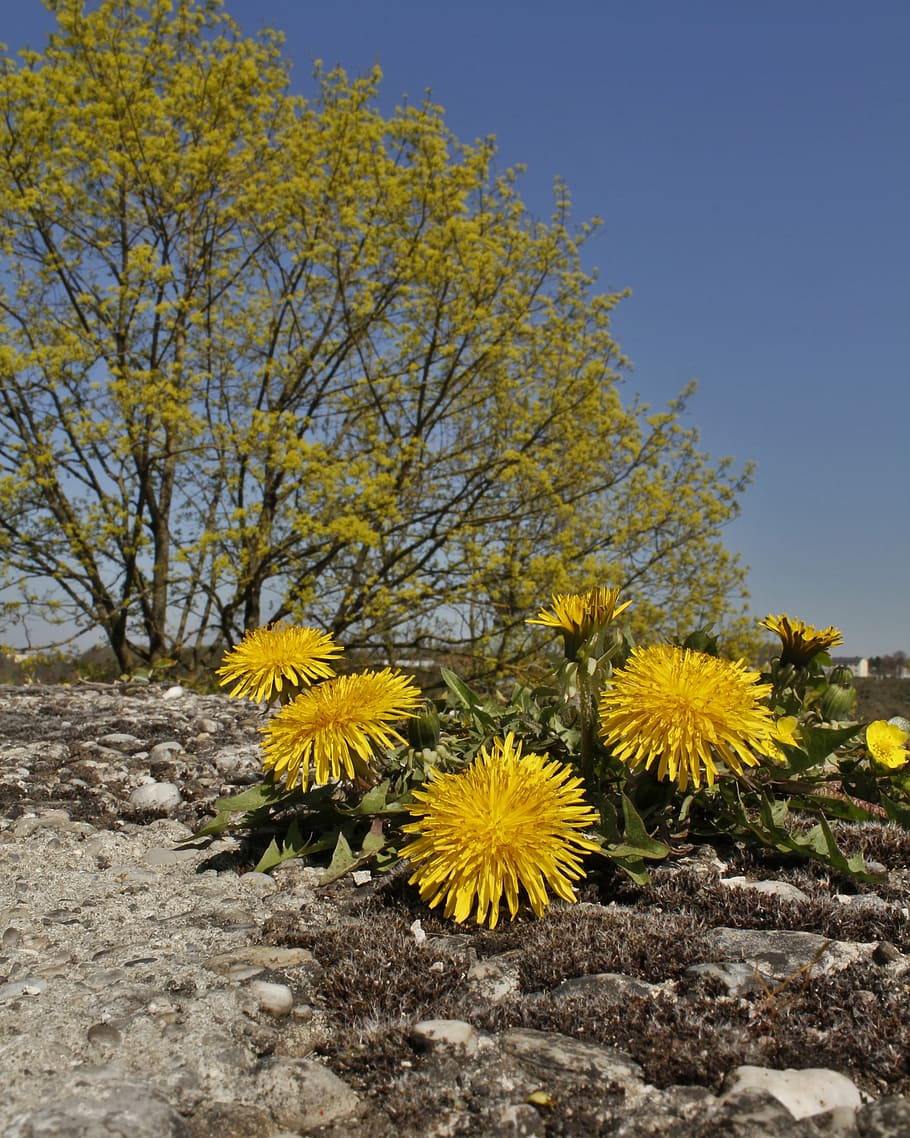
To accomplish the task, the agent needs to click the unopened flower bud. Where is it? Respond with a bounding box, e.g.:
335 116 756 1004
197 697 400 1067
408 706 441 750
821 682 856 722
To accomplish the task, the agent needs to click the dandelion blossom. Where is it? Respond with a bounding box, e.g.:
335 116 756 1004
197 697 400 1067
261 669 422 790
866 720 909 769
760 614 843 667
401 732 600 929
216 623 342 703
598 645 779 791
527 586 630 638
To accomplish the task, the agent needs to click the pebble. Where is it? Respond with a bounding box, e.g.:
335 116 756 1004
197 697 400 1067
720 876 812 903
721 1065 866 1119
249 980 295 1017
411 1018 481 1054
128 781 183 811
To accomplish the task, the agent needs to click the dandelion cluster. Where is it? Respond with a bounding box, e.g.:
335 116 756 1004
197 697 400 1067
218 624 420 791
204 593 909 928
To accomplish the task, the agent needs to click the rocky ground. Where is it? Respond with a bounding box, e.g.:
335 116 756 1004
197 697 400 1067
2 682 910 1137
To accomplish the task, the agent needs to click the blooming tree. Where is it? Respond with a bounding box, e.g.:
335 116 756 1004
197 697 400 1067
0 0 751 672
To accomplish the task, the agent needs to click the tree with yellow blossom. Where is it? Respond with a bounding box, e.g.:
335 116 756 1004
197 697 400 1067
0 0 751 674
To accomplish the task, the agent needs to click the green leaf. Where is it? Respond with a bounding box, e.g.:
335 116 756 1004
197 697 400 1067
743 793 882 882
599 850 651 886
880 792 910 829
804 817 878 879
211 779 294 815
619 793 671 859
254 818 325 873
787 794 877 824
319 823 390 886
340 779 409 817
440 667 498 732
361 817 386 854
600 794 669 863
180 808 235 842
321 830 356 882
790 723 863 770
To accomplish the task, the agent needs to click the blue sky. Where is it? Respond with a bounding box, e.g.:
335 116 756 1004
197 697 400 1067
4 1 908 657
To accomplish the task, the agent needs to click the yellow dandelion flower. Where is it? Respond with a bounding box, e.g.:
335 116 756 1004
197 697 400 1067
765 714 800 763
760 614 843 667
401 732 600 930
216 623 342 703
866 720 909 769
598 645 779 792
527 586 631 637
261 669 423 790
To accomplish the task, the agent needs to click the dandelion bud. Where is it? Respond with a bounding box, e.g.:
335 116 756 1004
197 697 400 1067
408 705 441 750
821 682 856 722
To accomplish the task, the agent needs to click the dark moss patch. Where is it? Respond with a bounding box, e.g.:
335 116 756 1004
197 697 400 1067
261 873 910 1118
626 866 910 951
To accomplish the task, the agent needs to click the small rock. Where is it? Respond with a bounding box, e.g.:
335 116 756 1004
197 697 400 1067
87 1022 123 1047
719 876 811 903
142 846 196 868
411 1019 480 1055
162 685 185 700
721 1064 865 1119
148 741 184 762
0 977 47 1003
249 980 295 1017
685 961 771 996
97 733 146 753
551 971 659 1004
239 871 279 895
500 1028 644 1090
704 926 873 979
129 782 183 812
468 953 521 1001
3 1077 187 1138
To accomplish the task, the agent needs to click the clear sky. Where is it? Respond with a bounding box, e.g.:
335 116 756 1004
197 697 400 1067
4 1 908 657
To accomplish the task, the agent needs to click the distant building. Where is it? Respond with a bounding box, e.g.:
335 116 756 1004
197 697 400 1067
831 656 870 678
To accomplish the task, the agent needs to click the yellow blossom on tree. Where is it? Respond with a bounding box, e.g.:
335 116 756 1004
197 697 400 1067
401 732 600 929
0 0 752 676
599 645 779 791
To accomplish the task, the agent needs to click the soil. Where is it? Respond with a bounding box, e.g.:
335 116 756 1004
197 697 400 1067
853 678 910 723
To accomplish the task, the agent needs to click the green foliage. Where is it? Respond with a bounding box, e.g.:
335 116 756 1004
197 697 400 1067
186 602 910 905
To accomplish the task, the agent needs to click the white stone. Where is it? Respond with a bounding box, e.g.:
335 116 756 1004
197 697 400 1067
129 782 183 811
721 1065 865 1119
719 876 811 902
148 741 184 762
249 980 294 1017
162 685 185 700
411 1018 480 1054
238 871 278 895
